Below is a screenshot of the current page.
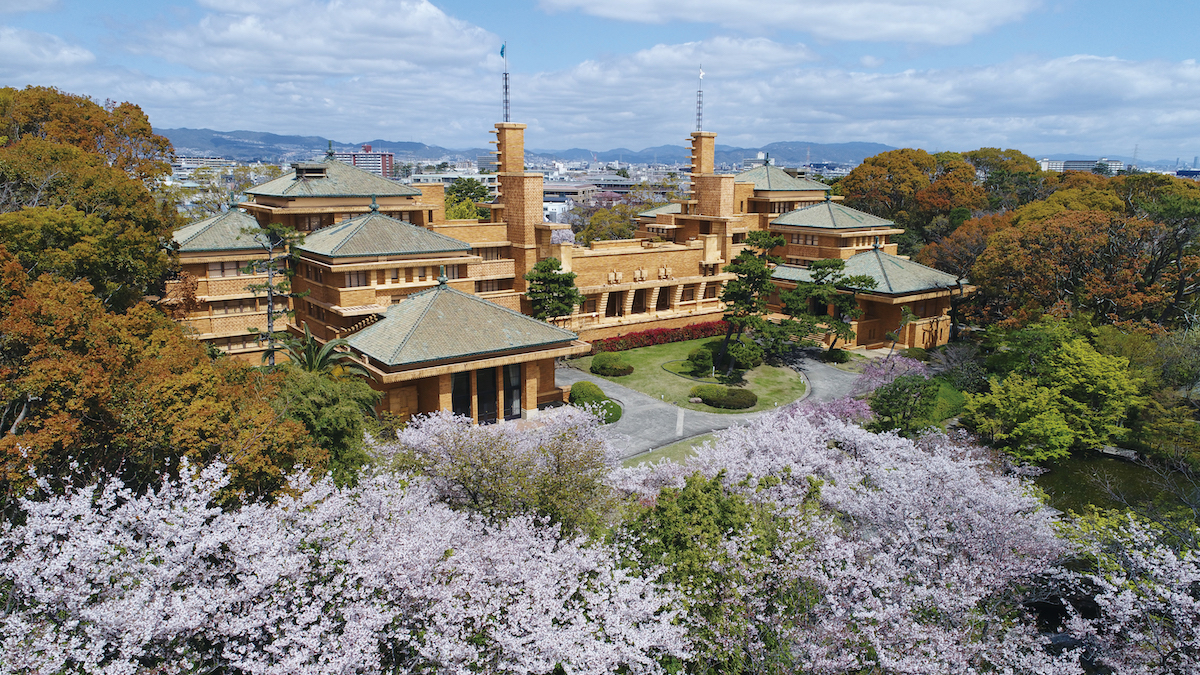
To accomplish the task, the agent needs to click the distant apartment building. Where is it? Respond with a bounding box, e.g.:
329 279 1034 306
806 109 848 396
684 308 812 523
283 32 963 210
333 145 395 178
409 172 499 198
1039 157 1125 173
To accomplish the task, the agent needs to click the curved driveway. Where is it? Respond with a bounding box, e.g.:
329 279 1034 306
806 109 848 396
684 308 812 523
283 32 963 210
557 347 866 458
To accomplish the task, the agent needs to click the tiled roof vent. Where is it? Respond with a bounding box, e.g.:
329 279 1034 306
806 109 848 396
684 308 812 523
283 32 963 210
292 163 327 179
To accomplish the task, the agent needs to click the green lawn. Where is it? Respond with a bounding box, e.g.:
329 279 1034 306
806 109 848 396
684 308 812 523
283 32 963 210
567 337 806 414
622 433 716 467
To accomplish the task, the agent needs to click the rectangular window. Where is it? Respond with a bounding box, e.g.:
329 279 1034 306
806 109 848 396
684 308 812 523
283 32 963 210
681 285 696 302
503 364 522 420
476 279 500 293
704 284 718 299
445 264 461 280
732 232 746 244
477 247 502 261
584 297 598 314
346 270 369 287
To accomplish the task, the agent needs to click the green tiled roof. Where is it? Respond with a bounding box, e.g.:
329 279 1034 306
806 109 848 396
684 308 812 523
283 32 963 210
771 249 965 295
637 203 682 218
173 209 262 252
735 165 831 192
296 211 471 258
347 283 579 367
771 201 895 230
246 159 421 198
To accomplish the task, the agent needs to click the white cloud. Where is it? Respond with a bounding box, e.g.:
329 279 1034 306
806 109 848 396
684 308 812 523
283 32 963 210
860 55 885 68
538 0 1042 45
0 26 94 74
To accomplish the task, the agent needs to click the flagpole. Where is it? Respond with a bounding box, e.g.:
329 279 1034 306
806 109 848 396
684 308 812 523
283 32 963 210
502 42 510 123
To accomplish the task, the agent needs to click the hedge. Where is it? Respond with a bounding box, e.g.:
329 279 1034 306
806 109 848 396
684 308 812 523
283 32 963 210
687 348 713 374
823 348 852 364
591 351 633 377
689 384 758 410
591 321 729 354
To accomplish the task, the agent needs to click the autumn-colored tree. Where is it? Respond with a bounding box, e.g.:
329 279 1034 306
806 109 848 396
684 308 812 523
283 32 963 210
961 147 1040 178
0 138 177 310
839 148 937 228
914 159 987 223
970 210 1179 327
0 248 322 510
0 85 173 184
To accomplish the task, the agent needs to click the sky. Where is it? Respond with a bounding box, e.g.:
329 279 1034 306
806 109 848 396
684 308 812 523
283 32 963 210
3 0 1200 162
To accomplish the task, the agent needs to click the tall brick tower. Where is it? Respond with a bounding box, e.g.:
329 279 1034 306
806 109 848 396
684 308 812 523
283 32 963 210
491 122 544 293
688 131 734 217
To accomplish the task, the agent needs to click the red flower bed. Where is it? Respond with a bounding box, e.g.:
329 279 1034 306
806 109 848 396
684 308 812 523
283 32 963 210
590 321 729 354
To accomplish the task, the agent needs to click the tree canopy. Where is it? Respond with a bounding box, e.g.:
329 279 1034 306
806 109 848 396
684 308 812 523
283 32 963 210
523 257 584 320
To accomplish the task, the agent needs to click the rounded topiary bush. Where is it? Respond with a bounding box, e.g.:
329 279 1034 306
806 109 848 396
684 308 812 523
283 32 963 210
591 351 633 376
568 381 622 423
720 388 758 409
569 381 605 405
688 384 758 410
902 347 929 361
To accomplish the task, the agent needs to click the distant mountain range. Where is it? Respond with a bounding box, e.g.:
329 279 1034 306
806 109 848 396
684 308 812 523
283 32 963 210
159 127 896 167
160 127 1186 170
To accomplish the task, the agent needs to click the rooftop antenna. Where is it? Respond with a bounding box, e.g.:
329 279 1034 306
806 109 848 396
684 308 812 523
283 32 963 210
501 42 510 123
695 65 704 132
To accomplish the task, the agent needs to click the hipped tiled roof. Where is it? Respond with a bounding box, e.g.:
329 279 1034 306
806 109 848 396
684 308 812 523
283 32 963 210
173 209 262 252
246 159 421 198
296 211 471 258
771 248 965 295
770 201 896 230
347 283 579 367
735 165 831 192
637 203 682 218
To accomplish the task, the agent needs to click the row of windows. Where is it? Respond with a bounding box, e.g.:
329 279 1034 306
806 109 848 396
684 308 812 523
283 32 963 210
207 261 261 278
579 283 721 316
210 298 287 315
303 264 467 288
791 234 820 246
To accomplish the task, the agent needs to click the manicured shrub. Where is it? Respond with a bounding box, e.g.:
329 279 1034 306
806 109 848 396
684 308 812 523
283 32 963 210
823 348 852 364
720 388 758 409
689 384 758 410
729 342 764 370
902 347 929 361
687 348 713 374
568 381 621 423
569 381 605 405
591 321 728 353
591 351 633 376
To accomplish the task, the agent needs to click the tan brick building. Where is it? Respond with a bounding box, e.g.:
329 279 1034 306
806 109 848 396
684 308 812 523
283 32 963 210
165 208 286 362
167 118 968 420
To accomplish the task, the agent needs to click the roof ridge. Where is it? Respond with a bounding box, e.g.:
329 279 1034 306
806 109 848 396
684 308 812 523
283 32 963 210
439 284 578 337
385 287 441 363
873 248 893 292
328 213 376 256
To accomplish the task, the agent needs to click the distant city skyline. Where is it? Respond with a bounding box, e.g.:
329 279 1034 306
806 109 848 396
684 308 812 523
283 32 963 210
3 0 1200 162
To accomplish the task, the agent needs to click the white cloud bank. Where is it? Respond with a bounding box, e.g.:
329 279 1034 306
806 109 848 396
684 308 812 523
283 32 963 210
3 1 1199 160
538 0 1042 45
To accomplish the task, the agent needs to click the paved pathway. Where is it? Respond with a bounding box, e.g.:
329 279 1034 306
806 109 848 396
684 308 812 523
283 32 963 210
557 346 881 458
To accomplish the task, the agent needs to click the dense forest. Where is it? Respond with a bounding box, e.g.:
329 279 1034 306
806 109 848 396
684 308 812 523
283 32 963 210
0 86 1197 673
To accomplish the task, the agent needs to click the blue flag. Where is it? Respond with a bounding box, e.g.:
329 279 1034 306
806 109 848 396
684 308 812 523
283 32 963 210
500 44 505 58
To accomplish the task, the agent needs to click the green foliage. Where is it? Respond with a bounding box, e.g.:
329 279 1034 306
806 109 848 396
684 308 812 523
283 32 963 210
822 348 852 364
728 341 764 370
274 366 380 486
902 347 929 361
523 257 584 320
868 374 939 436
689 384 758 409
567 381 621 423
444 177 491 220
0 139 178 311
791 258 877 351
1047 338 1141 449
589 351 633 376
568 381 605 405
622 471 790 670
687 348 713 374
963 374 1075 462
269 322 368 379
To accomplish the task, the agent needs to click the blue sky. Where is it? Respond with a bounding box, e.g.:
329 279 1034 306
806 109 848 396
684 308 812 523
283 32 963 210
3 0 1200 162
